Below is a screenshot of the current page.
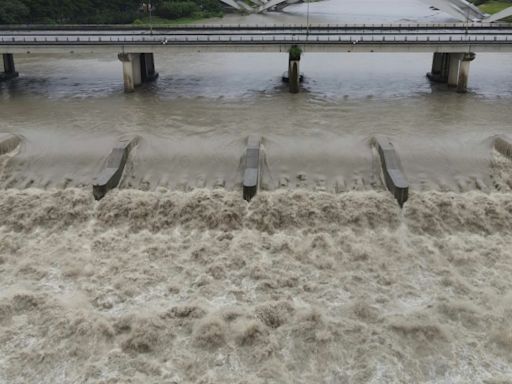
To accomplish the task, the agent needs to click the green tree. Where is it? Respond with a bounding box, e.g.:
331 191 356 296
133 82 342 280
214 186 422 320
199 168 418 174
156 1 200 19
0 0 222 24
0 0 29 24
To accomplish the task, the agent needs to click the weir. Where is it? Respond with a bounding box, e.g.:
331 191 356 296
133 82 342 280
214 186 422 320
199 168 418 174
372 136 409 207
118 53 158 92
243 136 262 202
93 137 138 200
1 54 18 81
0 133 21 155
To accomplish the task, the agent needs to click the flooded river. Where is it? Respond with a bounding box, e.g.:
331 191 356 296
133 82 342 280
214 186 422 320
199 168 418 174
1 0 512 383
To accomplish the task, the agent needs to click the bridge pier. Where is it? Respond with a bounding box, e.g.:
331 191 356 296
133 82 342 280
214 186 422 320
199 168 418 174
140 53 158 82
428 52 475 92
457 53 475 93
427 53 449 83
447 53 463 87
1 54 19 81
288 46 301 94
118 53 158 92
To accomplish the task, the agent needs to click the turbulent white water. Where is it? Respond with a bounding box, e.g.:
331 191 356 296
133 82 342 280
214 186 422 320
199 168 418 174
0 153 511 383
1 177 512 383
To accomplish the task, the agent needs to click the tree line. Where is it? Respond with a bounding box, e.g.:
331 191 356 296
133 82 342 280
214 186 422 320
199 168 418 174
0 0 223 24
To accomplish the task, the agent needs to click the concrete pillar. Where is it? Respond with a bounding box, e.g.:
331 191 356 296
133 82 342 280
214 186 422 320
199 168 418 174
288 47 301 94
118 53 158 92
432 53 444 74
447 53 463 88
457 52 475 94
428 52 443 81
1 54 19 81
140 53 158 82
440 53 450 82
118 53 141 92
288 60 300 94
427 52 450 83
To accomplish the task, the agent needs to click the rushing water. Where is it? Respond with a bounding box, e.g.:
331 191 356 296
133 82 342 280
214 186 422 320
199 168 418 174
1 0 512 383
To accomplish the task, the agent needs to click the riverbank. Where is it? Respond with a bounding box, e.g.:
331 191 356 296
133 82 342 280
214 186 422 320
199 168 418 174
132 13 224 27
478 0 512 14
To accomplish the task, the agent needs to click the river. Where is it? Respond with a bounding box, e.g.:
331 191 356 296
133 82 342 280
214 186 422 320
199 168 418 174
1 0 512 383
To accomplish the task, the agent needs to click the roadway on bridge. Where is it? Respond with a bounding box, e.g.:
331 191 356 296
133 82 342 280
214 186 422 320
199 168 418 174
2 25 512 46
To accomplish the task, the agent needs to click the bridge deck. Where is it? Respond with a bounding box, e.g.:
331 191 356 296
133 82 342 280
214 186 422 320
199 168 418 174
2 25 512 54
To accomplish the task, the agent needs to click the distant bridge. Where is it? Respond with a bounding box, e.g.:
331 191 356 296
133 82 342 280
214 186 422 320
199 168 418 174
216 0 512 20
2 24 512 93
218 0 301 13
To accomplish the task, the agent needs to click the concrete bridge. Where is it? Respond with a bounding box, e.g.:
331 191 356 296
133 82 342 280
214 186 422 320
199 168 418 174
2 24 512 93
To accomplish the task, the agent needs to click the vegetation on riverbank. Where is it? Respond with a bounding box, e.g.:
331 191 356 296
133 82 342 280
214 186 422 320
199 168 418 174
477 0 512 14
0 0 223 25
471 0 512 13
133 14 222 26
2 0 512 25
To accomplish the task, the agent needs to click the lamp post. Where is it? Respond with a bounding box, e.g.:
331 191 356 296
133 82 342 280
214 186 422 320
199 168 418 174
306 0 310 38
149 2 153 35
143 2 154 35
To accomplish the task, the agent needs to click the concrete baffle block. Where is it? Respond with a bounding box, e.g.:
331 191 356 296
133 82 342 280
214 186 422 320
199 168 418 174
93 137 138 200
243 135 261 202
372 136 409 208
0 133 21 155
495 135 512 160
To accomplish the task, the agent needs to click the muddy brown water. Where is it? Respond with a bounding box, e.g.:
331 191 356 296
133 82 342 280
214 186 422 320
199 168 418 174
1 0 512 382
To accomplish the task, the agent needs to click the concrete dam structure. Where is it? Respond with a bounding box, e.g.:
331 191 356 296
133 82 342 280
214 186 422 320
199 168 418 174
2 131 511 208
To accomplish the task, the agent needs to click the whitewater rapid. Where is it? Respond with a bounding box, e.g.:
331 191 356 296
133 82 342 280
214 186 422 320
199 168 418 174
1 152 512 383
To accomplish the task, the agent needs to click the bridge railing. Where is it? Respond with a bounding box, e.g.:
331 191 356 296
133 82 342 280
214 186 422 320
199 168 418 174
1 22 512 32
1 34 512 45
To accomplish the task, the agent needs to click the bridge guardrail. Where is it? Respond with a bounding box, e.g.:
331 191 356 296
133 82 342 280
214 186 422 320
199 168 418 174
1 23 512 32
2 35 511 45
